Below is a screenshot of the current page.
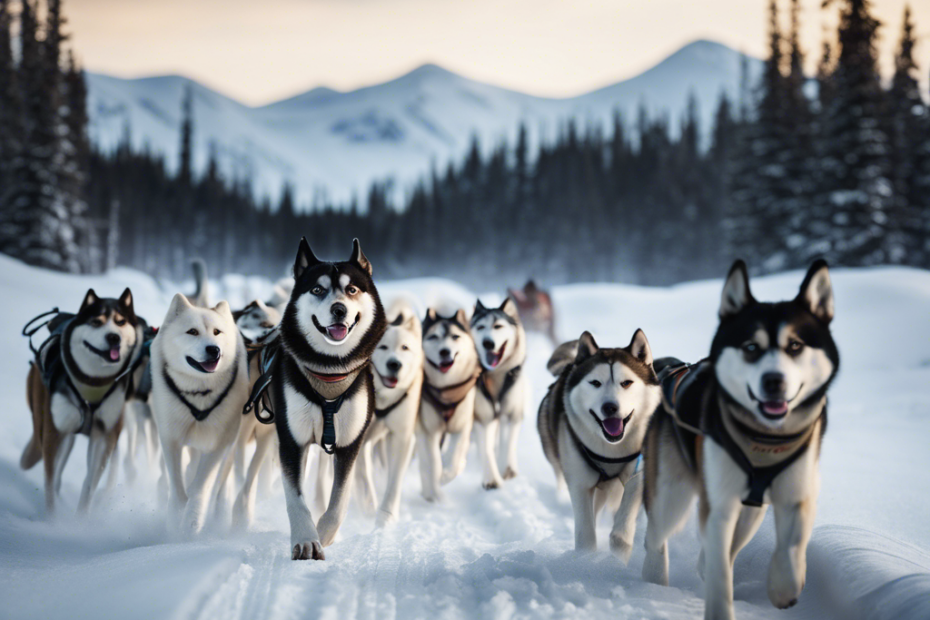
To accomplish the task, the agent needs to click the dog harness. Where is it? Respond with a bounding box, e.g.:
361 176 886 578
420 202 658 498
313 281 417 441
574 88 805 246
660 360 824 508
162 357 240 422
422 368 481 423
476 365 522 419
564 419 641 484
375 390 408 419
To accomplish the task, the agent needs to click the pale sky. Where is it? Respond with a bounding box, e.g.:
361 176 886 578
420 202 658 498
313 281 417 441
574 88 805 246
66 0 930 106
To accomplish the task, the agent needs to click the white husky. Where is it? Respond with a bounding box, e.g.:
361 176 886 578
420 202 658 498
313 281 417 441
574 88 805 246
150 294 248 534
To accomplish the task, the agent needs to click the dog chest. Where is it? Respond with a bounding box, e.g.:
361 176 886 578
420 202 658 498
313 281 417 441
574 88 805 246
282 382 369 448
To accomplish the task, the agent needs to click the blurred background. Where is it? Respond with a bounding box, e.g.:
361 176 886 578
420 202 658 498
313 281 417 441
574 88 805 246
0 0 928 288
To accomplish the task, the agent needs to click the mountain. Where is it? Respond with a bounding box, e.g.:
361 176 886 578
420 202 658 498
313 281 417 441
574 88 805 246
85 40 761 207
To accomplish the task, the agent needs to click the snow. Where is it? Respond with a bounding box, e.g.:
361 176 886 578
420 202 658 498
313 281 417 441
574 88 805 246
85 40 762 206
0 254 928 620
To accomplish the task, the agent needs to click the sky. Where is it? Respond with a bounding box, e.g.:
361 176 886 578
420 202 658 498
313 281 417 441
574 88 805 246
65 0 930 106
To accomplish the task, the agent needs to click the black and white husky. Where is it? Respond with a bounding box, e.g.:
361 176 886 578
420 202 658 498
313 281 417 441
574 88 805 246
641 260 839 620
470 298 526 489
416 308 480 502
538 330 659 558
354 300 423 526
264 238 386 560
21 289 144 514
150 294 249 534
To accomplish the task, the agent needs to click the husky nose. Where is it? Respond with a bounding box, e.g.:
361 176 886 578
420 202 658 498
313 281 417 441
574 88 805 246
205 345 221 360
331 303 348 321
601 402 619 418
762 372 786 396
482 339 495 351
439 348 451 359
105 333 121 347
387 359 402 373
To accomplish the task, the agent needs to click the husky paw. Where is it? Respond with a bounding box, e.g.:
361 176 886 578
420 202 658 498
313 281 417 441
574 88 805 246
768 556 804 609
292 541 325 561
375 509 397 528
502 467 518 480
439 470 457 485
421 489 442 503
482 479 501 490
609 532 634 564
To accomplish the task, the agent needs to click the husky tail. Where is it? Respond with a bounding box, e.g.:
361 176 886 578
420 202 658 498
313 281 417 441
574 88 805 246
188 259 210 307
546 339 579 376
20 363 47 470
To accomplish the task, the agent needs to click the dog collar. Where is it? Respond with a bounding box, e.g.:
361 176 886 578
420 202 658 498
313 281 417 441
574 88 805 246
163 357 240 422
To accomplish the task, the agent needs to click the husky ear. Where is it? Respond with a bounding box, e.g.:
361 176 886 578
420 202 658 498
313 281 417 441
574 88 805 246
80 289 99 313
390 313 405 327
350 238 372 276
575 331 598 363
454 308 468 328
627 328 653 367
797 259 834 324
213 300 232 320
425 308 437 322
719 260 754 319
475 299 487 315
167 293 194 319
294 237 320 280
500 297 518 319
402 313 421 337
118 288 137 323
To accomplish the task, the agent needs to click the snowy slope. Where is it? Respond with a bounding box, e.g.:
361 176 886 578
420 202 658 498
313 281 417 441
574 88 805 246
86 40 761 206
0 256 928 620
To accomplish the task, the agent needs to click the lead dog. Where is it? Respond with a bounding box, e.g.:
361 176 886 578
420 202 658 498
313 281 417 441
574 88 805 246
417 308 480 501
251 238 386 560
354 300 423 526
21 289 144 514
150 294 249 534
538 330 659 559
641 260 839 620
471 298 526 489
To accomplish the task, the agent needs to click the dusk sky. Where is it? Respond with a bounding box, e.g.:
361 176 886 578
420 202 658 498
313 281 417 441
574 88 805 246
66 0 930 106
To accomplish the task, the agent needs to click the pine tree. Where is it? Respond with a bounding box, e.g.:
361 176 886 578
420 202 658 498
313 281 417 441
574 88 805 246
816 0 895 265
179 83 194 186
0 0 19 255
887 5 927 263
61 49 91 270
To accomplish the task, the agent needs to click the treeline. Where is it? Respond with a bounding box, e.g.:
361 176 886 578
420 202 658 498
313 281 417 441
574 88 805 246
2 0 929 287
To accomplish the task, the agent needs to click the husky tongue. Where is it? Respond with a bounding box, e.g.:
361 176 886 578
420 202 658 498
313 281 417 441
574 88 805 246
383 376 398 388
602 417 624 437
762 401 788 416
109 346 120 362
200 359 219 373
327 324 348 341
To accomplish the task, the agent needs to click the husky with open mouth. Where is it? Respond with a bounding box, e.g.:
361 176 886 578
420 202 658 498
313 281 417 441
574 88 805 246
640 260 839 620
248 238 386 560
470 297 526 489
150 294 249 535
353 299 424 526
417 308 480 502
538 330 659 560
20 289 145 514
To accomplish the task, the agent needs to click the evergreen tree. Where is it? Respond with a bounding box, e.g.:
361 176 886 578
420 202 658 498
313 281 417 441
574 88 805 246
0 0 15 200
61 49 91 270
179 83 194 186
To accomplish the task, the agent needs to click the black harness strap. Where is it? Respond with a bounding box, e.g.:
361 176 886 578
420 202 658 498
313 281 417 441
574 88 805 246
319 391 348 454
565 420 640 484
422 371 480 422
375 390 408 419
245 343 279 423
163 359 240 422
477 365 522 418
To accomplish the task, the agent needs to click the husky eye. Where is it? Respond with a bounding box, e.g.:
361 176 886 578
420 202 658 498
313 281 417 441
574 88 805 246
378 345 388 350
451 334 461 341
493 324 504 330
401 344 409 351
475 325 485 331
187 328 199 336
742 342 760 354
620 380 633 389
114 318 126 327
213 328 222 336
589 380 602 388
311 286 325 296
346 285 359 296
260 321 273 329
427 334 439 341
786 339 804 356
90 318 104 327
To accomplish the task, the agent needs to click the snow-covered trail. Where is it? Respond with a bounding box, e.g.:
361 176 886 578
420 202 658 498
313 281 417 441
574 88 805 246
0 256 928 620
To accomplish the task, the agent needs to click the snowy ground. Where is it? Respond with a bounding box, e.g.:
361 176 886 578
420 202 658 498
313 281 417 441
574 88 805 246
0 255 928 620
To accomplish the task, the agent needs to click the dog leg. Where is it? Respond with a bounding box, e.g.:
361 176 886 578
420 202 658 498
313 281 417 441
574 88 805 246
232 429 275 530
181 444 228 535
312 448 333 518
610 473 643 564
317 447 360 547
123 403 139 484
43 429 64 515
376 430 415 527
53 431 74 497
702 499 741 620
105 440 120 492
417 426 442 502
476 419 504 490
280 439 323 560
501 418 521 480
440 418 473 485
768 498 815 610
353 442 378 516
77 425 115 514
642 474 696 586
568 482 597 551
162 438 189 528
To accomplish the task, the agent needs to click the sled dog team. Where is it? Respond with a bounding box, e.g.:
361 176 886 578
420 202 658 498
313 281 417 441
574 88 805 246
20 237 838 620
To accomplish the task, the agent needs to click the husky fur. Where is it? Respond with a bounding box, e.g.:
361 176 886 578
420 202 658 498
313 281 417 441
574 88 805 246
640 260 839 620
21 288 144 514
150 294 249 534
538 330 659 559
470 297 527 489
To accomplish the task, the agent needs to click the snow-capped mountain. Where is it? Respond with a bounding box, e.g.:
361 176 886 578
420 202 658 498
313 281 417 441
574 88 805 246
86 40 760 206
